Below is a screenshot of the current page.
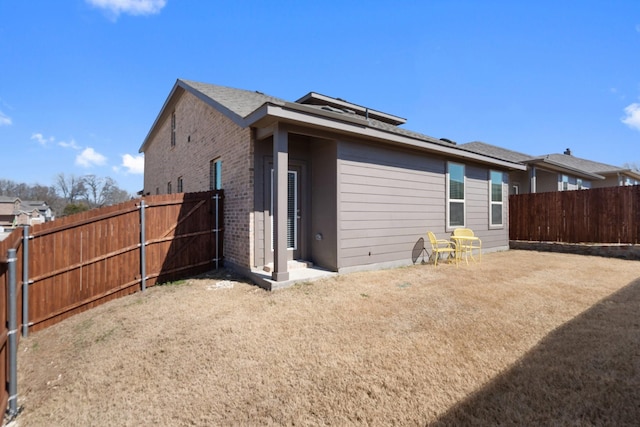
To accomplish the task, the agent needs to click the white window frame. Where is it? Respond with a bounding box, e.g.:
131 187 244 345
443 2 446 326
489 170 504 228
446 162 466 230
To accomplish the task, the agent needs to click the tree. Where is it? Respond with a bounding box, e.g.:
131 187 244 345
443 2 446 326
1 173 133 217
62 202 90 216
81 175 131 208
623 162 640 172
55 173 86 204
0 179 18 197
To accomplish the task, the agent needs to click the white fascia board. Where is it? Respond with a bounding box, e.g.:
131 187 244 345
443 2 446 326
246 104 527 171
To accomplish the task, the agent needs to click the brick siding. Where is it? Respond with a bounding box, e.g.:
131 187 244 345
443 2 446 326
142 91 254 268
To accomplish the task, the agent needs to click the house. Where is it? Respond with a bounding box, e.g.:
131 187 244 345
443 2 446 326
460 142 640 194
0 197 54 227
139 79 527 285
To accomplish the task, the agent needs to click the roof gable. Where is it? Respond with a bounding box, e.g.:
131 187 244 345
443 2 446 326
179 79 286 119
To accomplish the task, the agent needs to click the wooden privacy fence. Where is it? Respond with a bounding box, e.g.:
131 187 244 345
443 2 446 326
509 185 640 244
0 190 223 418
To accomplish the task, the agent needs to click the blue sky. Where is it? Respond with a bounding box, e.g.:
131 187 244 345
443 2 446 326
1 0 639 194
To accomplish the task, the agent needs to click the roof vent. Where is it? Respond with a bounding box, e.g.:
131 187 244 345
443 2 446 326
564 148 572 155
440 138 456 145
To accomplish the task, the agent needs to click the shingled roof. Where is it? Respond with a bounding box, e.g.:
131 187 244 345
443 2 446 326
459 141 534 163
140 79 528 171
176 79 459 150
459 141 640 181
179 79 287 119
534 153 630 175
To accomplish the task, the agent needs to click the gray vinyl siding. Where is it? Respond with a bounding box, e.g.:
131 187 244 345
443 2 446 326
592 175 620 188
464 165 488 230
458 165 506 249
337 140 446 269
536 169 560 193
336 140 509 269
508 170 530 194
310 140 338 270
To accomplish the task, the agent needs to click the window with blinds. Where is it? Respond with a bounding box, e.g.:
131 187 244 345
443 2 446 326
270 169 297 250
447 162 465 228
490 170 503 227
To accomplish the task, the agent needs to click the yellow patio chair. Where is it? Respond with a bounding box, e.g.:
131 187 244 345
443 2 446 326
452 228 482 262
427 231 456 266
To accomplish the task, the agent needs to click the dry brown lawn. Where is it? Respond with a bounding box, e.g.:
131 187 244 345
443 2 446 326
13 250 640 426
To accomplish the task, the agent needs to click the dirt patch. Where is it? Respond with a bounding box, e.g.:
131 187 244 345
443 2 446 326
14 250 640 426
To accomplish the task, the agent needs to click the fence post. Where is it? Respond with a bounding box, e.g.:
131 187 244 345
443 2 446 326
213 192 220 270
7 248 19 418
22 225 29 337
140 200 146 292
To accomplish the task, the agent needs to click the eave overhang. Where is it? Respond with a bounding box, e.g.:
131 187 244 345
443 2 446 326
525 158 605 180
597 168 640 181
245 103 527 172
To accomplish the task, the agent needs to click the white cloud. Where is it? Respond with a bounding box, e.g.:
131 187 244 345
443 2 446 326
76 147 107 168
31 133 55 146
0 111 11 126
58 139 81 150
86 0 167 18
622 103 640 131
121 153 144 174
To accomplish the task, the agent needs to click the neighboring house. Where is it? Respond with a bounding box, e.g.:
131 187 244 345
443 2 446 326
460 142 640 195
0 196 54 227
139 79 526 283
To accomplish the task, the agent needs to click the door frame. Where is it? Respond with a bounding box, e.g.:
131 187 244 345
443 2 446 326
263 158 308 264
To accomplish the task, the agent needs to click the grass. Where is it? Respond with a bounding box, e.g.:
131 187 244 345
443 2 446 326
15 250 640 426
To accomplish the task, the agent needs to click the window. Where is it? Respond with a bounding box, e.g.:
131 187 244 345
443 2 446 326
562 174 569 191
167 181 172 194
177 176 183 193
170 111 176 147
447 162 465 228
490 170 503 227
270 169 297 250
155 187 159 195
209 159 222 190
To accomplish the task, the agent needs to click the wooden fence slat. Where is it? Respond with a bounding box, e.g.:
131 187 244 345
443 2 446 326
0 190 223 414
28 243 141 284
28 277 142 328
510 186 638 243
